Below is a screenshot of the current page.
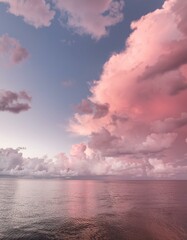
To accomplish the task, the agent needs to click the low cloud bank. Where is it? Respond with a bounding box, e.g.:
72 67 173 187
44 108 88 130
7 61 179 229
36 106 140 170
0 144 187 179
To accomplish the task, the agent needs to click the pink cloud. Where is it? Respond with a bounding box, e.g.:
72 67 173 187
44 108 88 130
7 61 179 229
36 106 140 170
76 99 93 115
54 0 124 39
70 143 87 159
1 146 187 179
152 113 187 133
140 39 187 81
141 133 177 153
0 0 55 28
71 0 187 128
88 128 122 156
88 129 178 158
76 99 109 118
0 34 28 65
68 0 187 178
0 0 123 38
0 90 31 113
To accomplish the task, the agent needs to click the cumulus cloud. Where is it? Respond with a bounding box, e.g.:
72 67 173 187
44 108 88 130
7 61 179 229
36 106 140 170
76 99 109 119
0 146 101 177
0 34 28 65
88 129 177 158
88 128 124 157
0 0 55 28
0 146 145 177
0 90 31 113
1 146 187 179
146 158 187 179
0 0 123 39
152 113 187 133
141 133 177 153
68 0 187 178
140 39 187 81
54 0 124 39
70 0 187 131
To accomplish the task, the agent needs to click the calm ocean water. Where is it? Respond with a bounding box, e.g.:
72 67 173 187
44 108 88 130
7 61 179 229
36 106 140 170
0 179 187 240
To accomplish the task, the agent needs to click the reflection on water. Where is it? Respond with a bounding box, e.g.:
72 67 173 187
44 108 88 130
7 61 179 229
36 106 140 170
0 179 187 239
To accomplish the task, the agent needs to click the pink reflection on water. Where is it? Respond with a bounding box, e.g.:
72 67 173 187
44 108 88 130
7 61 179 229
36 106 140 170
65 180 100 218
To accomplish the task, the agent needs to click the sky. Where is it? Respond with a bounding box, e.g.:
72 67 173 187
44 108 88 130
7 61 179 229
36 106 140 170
0 0 187 179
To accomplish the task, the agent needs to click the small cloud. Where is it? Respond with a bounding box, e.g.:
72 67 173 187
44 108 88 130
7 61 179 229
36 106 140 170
0 0 55 28
76 99 109 118
0 90 31 113
0 34 29 66
61 39 75 46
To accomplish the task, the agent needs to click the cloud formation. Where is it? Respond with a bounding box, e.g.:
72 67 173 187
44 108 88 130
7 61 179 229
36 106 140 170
77 99 109 119
152 113 187 133
0 90 31 113
68 0 187 178
1 0 187 179
0 0 124 39
54 0 124 39
0 0 55 28
0 34 28 65
1 144 187 179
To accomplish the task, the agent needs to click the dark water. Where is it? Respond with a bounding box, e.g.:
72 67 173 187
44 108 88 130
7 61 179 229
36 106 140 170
0 179 187 240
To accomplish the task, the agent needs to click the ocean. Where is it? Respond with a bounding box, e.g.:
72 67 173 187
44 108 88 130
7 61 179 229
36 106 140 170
0 178 187 240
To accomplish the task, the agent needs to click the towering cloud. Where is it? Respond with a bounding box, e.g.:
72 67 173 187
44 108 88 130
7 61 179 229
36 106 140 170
69 0 187 178
54 0 124 39
0 0 55 28
0 90 31 113
0 34 28 65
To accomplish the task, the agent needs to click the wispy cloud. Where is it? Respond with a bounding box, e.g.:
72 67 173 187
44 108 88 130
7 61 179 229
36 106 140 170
0 34 28 65
61 80 73 88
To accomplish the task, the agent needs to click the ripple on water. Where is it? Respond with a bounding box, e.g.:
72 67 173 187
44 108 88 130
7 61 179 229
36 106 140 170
1 211 186 240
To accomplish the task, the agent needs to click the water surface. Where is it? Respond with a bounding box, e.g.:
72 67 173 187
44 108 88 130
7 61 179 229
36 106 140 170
0 179 187 239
